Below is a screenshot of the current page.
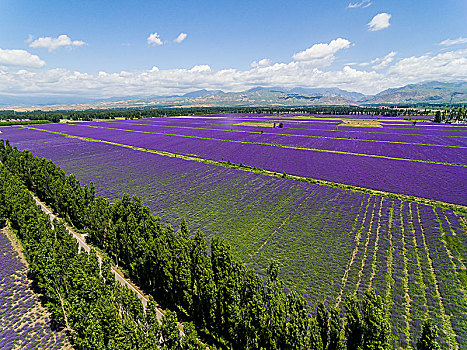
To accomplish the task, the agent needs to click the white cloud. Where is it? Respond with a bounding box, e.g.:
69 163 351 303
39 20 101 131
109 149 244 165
147 33 163 46
29 34 87 52
250 58 271 68
371 51 397 69
0 49 45 68
348 0 372 9
174 33 187 43
368 13 391 31
387 49 467 82
439 37 467 46
25 34 34 43
292 38 351 66
1 48 466 100
190 65 211 72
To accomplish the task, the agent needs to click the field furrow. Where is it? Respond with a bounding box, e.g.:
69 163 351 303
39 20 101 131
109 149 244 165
335 194 370 306
355 196 381 293
368 197 384 290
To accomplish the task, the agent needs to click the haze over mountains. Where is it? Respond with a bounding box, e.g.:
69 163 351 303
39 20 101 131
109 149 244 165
1 81 466 109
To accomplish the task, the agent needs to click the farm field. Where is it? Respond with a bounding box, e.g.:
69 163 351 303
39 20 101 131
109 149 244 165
14 113 467 205
0 228 71 350
1 113 467 348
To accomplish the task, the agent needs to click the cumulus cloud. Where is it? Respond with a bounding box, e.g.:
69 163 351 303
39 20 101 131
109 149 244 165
190 65 211 72
174 33 187 43
292 38 351 66
0 49 45 68
387 49 467 81
439 37 467 46
29 35 87 52
0 60 381 97
368 13 391 31
371 51 397 69
2 47 466 99
147 33 163 46
250 58 271 68
348 0 372 9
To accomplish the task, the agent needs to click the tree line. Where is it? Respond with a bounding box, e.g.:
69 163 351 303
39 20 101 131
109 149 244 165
0 139 441 349
0 159 203 349
0 106 435 123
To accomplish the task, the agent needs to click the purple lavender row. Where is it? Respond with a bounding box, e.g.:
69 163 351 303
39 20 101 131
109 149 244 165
0 231 69 349
86 122 467 165
115 118 467 146
121 115 462 131
182 116 467 136
165 113 434 121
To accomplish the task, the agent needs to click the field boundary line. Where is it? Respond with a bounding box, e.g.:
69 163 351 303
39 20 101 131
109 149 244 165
21 126 467 213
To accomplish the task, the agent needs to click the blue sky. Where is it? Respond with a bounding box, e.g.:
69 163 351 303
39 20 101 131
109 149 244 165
0 0 466 100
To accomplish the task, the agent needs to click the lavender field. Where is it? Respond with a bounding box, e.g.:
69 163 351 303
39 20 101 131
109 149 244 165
0 229 70 350
1 114 467 348
19 114 467 205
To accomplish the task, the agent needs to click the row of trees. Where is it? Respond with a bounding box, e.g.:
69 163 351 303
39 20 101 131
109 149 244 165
434 109 467 123
0 162 203 349
0 139 441 349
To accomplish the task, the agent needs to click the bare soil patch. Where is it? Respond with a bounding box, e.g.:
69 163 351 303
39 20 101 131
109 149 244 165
337 119 382 127
234 122 276 127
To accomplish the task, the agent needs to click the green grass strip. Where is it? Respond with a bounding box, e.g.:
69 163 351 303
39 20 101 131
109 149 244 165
23 126 467 214
78 124 467 167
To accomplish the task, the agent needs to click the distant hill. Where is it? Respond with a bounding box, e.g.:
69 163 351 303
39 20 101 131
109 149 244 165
145 82 467 107
361 81 467 105
2 81 467 109
181 89 224 98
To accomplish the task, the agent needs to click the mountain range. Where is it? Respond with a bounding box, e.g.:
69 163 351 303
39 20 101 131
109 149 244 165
2 81 467 110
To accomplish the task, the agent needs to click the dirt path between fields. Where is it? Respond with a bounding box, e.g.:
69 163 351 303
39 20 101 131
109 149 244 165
31 194 160 318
